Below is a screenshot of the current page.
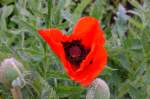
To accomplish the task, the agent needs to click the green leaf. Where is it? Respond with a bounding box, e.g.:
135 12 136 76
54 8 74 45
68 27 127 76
90 0 106 19
73 0 92 22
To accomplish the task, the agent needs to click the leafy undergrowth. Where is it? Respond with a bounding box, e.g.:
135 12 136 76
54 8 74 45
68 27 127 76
0 0 150 99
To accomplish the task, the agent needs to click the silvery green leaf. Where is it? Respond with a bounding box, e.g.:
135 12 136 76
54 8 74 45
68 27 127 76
1 5 14 18
112 4 129 39
117 4 129 21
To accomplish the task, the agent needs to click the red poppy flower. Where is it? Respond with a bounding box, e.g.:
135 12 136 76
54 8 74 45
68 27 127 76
37 16 107 86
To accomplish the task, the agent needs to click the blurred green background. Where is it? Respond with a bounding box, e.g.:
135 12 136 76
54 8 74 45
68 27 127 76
0 0 150 99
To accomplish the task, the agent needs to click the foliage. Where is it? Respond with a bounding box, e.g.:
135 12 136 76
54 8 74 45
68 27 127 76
0 0 150 99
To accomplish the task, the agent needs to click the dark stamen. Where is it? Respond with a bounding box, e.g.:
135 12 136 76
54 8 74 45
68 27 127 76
62 40 90 66
69 46 81 58
89 60 93 64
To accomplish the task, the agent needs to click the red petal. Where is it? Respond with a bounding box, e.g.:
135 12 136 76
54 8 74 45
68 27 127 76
37 29 74 74
38 29 63 56
69 42 107 86
71 16 105 48
80 48 107 86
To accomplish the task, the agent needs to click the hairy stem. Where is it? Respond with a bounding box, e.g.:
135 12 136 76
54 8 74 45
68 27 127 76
43 0 52 78
11 87 23 99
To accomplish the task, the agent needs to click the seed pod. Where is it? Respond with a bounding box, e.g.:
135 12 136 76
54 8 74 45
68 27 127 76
86 78 110 99
0 58 24 87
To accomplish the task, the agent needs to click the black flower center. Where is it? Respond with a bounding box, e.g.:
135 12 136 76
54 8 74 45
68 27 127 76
69 46 81 58
62 40 90 66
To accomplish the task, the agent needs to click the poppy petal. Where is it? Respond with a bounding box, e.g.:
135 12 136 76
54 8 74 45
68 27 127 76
70 43 107 86
79 48 107 86
71 16 105 48
38 29 64 56
37 29 75 74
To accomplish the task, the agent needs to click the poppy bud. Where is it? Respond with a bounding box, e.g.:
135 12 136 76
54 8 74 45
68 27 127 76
86 78 110 99
0 58 24 88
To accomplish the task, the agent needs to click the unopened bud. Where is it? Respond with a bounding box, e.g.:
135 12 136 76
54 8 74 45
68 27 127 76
0 58 24 87
86 78 110 99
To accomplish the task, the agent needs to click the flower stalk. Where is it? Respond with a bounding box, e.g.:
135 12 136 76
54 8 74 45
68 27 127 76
43 0 52 78
11 87 23 99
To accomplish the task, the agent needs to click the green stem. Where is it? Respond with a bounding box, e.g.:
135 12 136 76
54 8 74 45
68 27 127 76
43 0 52 78
11 87 23 99
47 0 52 28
